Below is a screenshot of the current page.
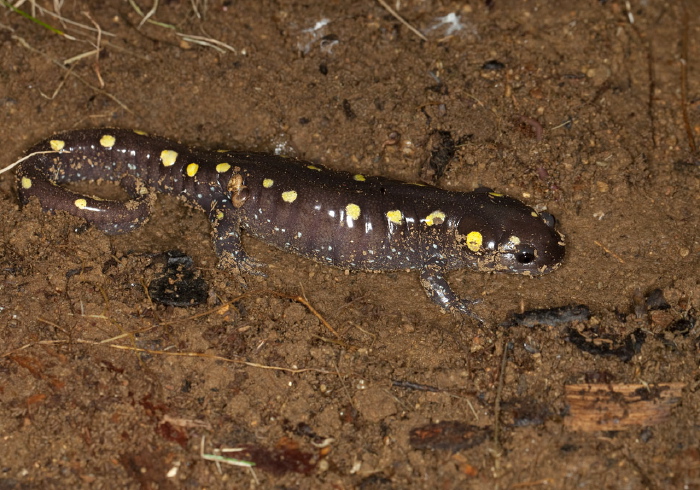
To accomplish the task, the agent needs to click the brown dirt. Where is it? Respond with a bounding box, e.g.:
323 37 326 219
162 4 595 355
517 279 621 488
0 0 698 488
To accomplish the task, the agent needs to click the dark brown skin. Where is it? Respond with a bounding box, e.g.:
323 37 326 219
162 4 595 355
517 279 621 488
16 129 565 317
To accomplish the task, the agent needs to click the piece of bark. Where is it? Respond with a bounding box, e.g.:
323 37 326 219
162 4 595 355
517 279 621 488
564 383 685 431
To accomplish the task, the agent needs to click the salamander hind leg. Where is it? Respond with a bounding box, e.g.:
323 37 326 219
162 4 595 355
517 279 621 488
210 207 267 277
419 264 483 321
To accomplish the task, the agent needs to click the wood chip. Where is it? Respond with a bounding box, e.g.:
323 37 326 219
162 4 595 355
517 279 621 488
564 383 685 431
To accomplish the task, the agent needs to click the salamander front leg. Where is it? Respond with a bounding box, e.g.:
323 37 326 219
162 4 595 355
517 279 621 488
210 209 266 276
419 264 482 321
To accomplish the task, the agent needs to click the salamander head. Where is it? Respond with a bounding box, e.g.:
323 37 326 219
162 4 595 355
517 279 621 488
456 192 565 275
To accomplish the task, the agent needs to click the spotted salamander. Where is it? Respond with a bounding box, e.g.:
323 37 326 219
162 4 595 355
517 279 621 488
16 129 565 317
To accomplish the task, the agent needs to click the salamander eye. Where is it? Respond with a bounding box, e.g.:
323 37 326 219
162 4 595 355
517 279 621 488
540 212 556 228
515 246 536 264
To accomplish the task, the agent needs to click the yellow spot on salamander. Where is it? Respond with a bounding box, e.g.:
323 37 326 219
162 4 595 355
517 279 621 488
216 163 231 173
466 231 482 252
282 190 297 203
386 210 403 224
509 235 521 245
21 177 32 189
216 210 224 220
424 210 446 226
216 149 229 153
531 211 539 218
186 163 199 177
488 192 503 197
307 165 322 171
161 150 178 167
50 140 65 151
74 198 88 210
133 129 148 136
263 178 274 188
346 203 360 220
100 134 116 148
353 174 366 182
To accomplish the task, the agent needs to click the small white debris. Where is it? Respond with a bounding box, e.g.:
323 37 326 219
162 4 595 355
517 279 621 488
303 18 330 33
425 12 477 38
297 18 339 54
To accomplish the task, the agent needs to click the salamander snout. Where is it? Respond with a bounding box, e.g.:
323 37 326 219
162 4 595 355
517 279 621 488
460 196 566 275
502 211 565 275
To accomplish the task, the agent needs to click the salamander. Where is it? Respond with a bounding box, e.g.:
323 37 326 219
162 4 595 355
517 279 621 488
16 129 565 317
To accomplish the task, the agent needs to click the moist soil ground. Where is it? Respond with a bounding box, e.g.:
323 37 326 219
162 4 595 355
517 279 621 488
0 1 699 488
